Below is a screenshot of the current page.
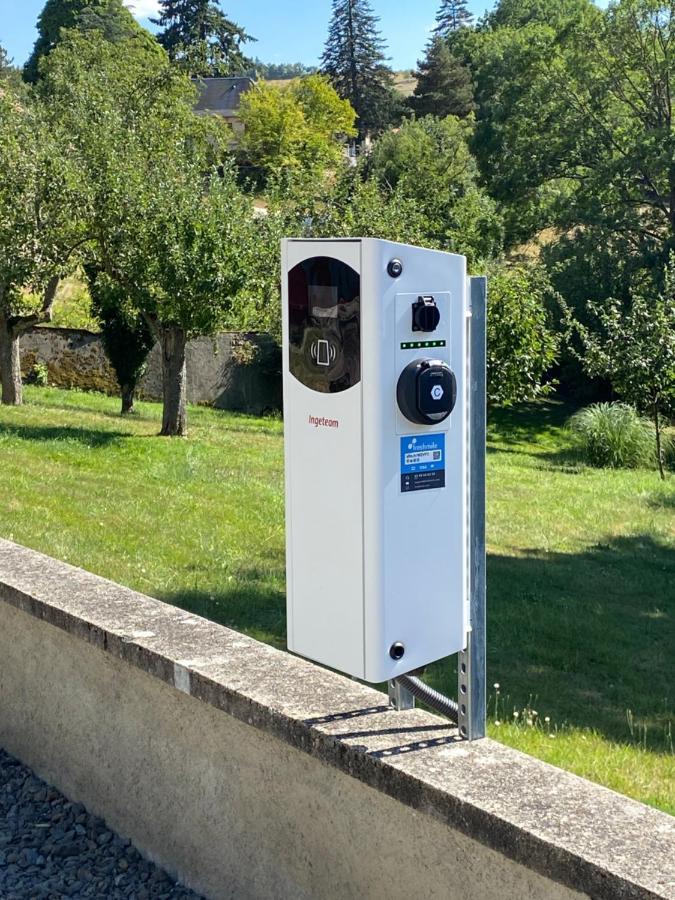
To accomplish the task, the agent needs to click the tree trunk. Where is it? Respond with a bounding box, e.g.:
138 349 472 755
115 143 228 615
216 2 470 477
160 326 187 436
653 402 665 481
120 383 136 415
0 321 22 406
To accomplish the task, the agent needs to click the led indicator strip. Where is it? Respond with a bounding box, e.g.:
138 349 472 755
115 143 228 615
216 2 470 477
400 340 447 350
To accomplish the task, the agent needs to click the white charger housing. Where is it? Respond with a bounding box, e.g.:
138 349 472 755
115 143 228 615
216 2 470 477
282 238 470 683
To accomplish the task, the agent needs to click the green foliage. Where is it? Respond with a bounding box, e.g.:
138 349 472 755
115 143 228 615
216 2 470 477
364 115 503 264
0 44 22 90
0 84 82 326
486 264 558 405
48 277 98 330
237 75 356 183
252 60 317 80
566 257 675 477
311 169 431 245
409 36 474 119
435 0 474 34
321 0 400 139
86 268 154 405
40 31 245 334
459 0 675 262
568 403 660 469
24 0 157 83
40 30 252 431
25 361 50 387
449 0 598 244
152 0 253 76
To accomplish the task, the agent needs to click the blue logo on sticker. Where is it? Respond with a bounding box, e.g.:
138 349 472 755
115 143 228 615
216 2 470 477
400 434 445 474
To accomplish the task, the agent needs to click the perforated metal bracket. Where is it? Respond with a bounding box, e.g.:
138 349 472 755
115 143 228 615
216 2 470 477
458 276 487 741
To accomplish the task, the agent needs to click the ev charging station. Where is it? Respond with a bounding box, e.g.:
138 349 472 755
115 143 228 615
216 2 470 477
281 238 486 740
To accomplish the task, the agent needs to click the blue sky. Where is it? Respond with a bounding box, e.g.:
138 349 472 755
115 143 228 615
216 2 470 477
0 0 495 71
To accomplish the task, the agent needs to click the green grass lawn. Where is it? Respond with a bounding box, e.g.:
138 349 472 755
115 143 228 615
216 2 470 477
1 387 673 814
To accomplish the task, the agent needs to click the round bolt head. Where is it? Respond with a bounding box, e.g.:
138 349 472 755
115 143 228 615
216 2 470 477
387 258 403 278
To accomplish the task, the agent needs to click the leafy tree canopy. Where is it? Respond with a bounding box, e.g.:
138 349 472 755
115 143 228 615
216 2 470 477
152 0 254 76
0 83 85 403
485 263 559 405
24 0 157 82
40 31 252 433
237 75 357 183
252 60 317 80
364 115 503 265
565 256 675 478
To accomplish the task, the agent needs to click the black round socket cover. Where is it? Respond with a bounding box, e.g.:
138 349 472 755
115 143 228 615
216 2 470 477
387 258 403 278
412 296 441 332
397 358 456 425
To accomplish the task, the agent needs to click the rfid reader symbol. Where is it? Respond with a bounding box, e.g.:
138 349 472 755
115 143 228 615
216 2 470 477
310 339 337 367
431 385 444 401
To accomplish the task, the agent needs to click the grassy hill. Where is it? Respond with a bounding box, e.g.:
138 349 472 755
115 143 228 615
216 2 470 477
1 387 672 814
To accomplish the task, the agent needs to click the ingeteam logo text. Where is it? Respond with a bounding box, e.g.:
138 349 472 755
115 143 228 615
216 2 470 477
308 414 339 429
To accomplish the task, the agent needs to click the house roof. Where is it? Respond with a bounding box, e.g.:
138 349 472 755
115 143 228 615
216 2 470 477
193 77 255 116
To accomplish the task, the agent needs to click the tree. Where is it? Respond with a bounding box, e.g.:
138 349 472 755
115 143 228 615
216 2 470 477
435 0 474 35
24 0 157 82
364 115 503 265
252 60 316 80
485 263 558 405
0 86 83 405
451 0 599 245
0 45 22 90
237 75 356 183
321 0 399 139
152 0 253 76
86 268 154 414
409 36 474 119
41 32 252 435
566 260 675 479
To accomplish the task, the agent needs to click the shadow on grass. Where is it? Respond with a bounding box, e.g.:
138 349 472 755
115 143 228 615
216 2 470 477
0 422 128 448
428 533 674 752
487 400 574 446
486 401 587 470
647 490 675 510
164 532 674 754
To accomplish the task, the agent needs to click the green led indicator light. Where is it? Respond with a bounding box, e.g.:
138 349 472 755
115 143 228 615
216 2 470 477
400 340 446 350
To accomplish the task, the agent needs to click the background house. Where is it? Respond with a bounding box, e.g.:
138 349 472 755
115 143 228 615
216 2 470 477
193 76 255 134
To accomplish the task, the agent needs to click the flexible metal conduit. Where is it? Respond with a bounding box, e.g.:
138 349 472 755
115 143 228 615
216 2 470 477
395 675 459 722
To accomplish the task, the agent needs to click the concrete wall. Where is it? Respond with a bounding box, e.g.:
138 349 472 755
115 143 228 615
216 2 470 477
0 540 673 900
20 327 281 416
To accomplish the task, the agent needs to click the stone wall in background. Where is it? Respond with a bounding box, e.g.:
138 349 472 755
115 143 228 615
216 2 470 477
20 327 282 416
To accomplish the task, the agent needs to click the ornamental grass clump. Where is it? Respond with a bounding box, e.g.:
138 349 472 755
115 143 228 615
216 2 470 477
568 402 658 469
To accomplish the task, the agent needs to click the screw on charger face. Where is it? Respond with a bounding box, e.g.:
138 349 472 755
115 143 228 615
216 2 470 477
389 642 405 660
387 258 403 278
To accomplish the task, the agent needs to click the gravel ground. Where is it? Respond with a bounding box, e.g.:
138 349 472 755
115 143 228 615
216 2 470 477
0 748 203 899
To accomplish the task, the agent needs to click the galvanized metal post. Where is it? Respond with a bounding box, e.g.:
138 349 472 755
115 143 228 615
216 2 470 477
457 276 487 740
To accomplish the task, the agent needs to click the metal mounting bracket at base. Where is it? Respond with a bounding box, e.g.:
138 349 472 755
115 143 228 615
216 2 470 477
388 679 415 711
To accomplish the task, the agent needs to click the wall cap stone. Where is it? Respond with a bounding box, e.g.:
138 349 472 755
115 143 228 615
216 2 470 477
0 538 672 900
